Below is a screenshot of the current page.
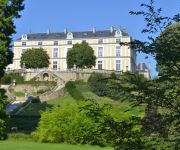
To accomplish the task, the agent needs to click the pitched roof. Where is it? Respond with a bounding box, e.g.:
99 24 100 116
17 29 130 41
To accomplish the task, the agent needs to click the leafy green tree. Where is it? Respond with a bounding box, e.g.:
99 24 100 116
0 0 24 140
0 0 24 76
67 41 96 69
0 89 8 140
155 23 180 77
120 0 180 148
21 48 50 69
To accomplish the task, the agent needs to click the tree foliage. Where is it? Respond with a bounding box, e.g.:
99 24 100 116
67 41 96 69
155 23 180 77
0 0 24 77
0 0 24 140
88 72 147 100
34 99 145 149
21 48 50 69
122 0 180 148
0 89 8 140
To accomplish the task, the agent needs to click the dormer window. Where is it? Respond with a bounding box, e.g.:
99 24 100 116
22 42 26 46
21 34 28 40
38 41 42 46
54 41 58 45
98 39 103 44
115 29 122 37
67 32 73 39
67 40 72 45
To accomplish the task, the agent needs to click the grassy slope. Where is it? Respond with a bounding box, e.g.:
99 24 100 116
6 82 145 149
0 140 113 150
8 82 145 133
18 82 145 118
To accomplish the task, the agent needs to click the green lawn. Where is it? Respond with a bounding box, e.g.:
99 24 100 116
0 140 113 150
13 91 25 97
19 83 145 117
8 82 145 133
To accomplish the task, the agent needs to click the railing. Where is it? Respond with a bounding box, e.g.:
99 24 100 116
6 68 123 74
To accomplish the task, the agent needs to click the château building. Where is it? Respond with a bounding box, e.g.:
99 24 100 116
137 62 151 80
9 27 136 72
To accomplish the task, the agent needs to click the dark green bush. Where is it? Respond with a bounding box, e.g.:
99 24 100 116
0 75 11 84
0 89 8 140
88 73 109 96
31 96 41 103
88 73 137 100
0 73 24 84
33 99 146 148
36 89 48 95
0 73 57 86
33 100 107 145
65 81 84 100
26 80 57 86
143 136 177 150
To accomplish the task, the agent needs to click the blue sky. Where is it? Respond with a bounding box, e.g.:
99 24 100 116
13 0 180 77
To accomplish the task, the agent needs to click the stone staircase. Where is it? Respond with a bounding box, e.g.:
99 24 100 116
29 71 66 101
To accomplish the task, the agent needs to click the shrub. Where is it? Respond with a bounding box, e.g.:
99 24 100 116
65 81 84 100
31 96 41 103
36 89 49 95
0 89 8 140
26 80 57 86
0 75 11 84
33 99 146 148
0 73 24 84
33 100 109 145
88 73 109 96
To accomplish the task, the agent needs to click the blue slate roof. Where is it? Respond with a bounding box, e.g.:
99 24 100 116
17 29 130 41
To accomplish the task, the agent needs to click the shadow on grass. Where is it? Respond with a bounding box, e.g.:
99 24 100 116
7 101 53 134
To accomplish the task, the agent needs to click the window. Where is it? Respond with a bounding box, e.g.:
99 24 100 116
53 61 58 71
22 49 27 54
54 41 58 45
53 48 58 58
67 40 72 45
98 39 103 44
116 38 121 44
22 42 26 46
116 46 121 57
98 61 103 70
98 47 103 57
38 41 42 46
116 60 121 71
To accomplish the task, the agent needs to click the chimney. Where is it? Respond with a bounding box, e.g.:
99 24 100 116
93 27 96 34
64 28 68 34
110 26 114 33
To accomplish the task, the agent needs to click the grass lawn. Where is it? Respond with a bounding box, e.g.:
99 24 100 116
8 81 145 133
19 83 145 117
12 91 25 97
0 140 113 150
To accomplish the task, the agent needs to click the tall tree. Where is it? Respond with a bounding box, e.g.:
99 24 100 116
21 48 50 69
0 0 24 139
67 41 96 69
123 0 180 148
0 0 24 77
